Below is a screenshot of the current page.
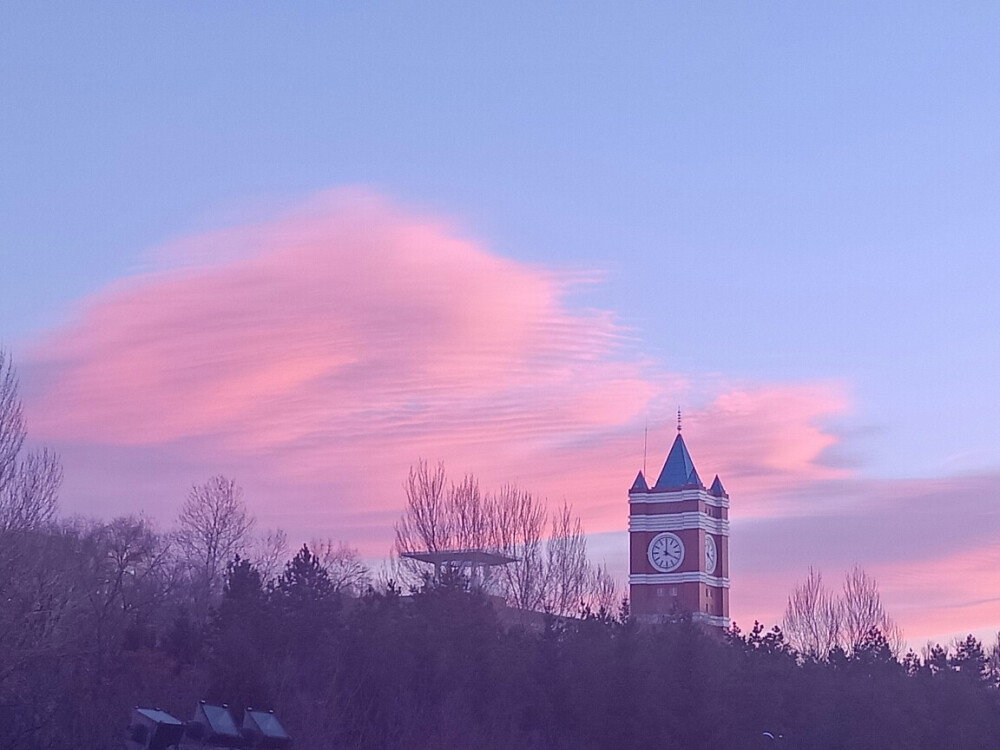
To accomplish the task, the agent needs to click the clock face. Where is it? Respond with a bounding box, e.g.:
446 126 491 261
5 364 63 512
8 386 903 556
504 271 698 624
705 534 718 575
648 532 684 572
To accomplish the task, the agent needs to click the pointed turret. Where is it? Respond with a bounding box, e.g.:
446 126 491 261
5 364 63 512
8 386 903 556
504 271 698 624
709 474 728 498
630 470 649 492
654 433 704 490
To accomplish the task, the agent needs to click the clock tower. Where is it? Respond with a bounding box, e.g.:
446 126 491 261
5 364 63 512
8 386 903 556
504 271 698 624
628 425 729 627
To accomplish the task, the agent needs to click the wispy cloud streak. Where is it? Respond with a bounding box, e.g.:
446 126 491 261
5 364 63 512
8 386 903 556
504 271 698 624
26 191 850 540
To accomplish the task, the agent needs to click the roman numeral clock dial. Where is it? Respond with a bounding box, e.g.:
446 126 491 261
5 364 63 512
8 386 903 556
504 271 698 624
705 534 718 575
647 532 684 572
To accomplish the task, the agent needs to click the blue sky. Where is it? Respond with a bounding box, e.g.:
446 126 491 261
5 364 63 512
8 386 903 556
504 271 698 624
1 2 998 641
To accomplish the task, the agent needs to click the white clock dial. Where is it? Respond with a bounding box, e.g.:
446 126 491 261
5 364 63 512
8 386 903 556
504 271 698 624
705 534 718 575
647 532 684 572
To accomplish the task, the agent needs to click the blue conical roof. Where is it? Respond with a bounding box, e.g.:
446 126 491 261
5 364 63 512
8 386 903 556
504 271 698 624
710 474 728 498
654 433 704 490
630 470 649 492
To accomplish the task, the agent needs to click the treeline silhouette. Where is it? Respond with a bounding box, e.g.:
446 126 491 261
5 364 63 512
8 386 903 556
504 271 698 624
2 528 999 749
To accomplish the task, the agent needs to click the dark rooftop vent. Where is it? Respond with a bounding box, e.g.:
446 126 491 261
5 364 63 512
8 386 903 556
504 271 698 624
127 701 292 748
243 708 292 749
126 707 184 750
187 702 244 748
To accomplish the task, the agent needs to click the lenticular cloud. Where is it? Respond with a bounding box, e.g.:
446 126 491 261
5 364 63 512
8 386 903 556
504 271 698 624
28 192 656 518
26 189 846 541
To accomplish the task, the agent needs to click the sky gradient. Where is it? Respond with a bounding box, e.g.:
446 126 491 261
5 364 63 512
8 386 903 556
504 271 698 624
2 2 998 646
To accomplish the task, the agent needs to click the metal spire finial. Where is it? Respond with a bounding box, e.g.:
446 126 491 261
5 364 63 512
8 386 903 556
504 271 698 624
677 407 682 433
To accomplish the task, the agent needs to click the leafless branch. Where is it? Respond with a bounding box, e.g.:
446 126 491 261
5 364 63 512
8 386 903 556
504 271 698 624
175 475 256 607
313 539 372 596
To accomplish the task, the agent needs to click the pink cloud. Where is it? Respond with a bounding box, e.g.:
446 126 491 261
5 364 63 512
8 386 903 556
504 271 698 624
33 191 626 447
728 540 1000 650
726 471 1000 645
880 545 1000 639
21 189 997 643
25 190 849 550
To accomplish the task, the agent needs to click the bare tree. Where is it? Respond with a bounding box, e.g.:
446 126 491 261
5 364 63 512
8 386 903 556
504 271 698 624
394 461 602 615
783 567 843 659
91 515 175 620
588 562 620 616
394 461 497 585
0 349 61 533
72 514 177 679
450 473 489 551
395 460 449 556
842 564 903 655
313 539 372 596
0 527 90 745
175 475 256 608
544 501 591 617
987 631 1000 687
489 484 547 611
0 348 25 488
783 565 903 659
1 448 62 533
373 548 407 593
253 527 289 585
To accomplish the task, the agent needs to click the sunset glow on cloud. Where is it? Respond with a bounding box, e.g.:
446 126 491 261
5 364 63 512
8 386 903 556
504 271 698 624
26 192 845 531
20 190 997 643
729 471 1000 642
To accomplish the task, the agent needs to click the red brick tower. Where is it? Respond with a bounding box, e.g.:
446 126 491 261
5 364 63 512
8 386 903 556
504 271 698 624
628 424 729 626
